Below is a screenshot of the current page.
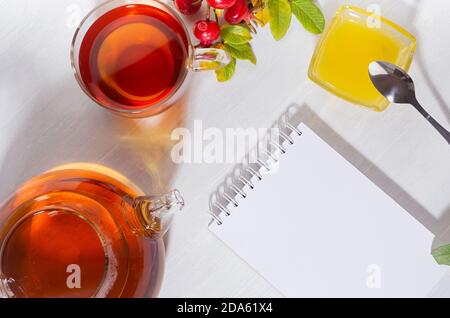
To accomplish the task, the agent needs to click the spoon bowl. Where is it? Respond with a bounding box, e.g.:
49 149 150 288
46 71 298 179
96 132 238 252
368 61 450 145
369 61 415 104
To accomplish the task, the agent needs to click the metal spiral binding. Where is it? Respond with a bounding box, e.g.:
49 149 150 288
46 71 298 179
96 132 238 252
208 118 302 225
247 166 262 180
230 183 246 198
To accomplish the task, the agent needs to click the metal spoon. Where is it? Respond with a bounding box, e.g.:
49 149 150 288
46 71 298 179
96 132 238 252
368 61 450 145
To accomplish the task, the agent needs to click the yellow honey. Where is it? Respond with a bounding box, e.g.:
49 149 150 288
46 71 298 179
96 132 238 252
309 6 416 111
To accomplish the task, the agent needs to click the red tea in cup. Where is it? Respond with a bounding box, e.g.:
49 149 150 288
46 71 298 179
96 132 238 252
72 0 230 117
77 4 189 110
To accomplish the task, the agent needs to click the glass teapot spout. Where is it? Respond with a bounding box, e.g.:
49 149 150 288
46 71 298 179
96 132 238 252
130 189 184 239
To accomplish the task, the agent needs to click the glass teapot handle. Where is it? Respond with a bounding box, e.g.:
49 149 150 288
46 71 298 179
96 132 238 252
130 189 185 239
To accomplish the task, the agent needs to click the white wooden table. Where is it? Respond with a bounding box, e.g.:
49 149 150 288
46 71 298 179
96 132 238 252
1 0 449 297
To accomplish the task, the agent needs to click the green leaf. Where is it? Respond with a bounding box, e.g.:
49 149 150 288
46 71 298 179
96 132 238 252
432 245 450 265
268 0 292 41
291 0 325 34
225 43 257 64
255 7 271 26
215 57 236 82
221 24 253 45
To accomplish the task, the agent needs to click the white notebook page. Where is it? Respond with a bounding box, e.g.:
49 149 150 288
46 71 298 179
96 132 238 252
210 123 445 297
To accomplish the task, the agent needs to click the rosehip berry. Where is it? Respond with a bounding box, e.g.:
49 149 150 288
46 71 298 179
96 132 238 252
194 20 220 46
224 0 251 24
175 0 202 15
206 0 237 10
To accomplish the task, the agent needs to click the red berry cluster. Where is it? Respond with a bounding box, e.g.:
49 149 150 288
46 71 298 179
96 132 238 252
174 0 253 46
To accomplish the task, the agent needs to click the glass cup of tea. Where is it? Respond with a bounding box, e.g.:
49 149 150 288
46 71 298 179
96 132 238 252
0 163 184 298
71 0 230 118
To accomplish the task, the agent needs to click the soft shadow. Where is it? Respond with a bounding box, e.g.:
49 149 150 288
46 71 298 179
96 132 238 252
381 0 450 125
111 93 189 194
415 56 450 125
289 103 442 235
101 91 190 255
432 206 450 250
412 1 450 125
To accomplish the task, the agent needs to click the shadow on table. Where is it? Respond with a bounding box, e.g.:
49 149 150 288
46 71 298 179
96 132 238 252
99 93 190 254
289 103 447 240
411 2 450 126
432 205 450 250
383 0 450 126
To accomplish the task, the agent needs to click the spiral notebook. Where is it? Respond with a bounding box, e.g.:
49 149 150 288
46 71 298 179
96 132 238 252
209 119 445 297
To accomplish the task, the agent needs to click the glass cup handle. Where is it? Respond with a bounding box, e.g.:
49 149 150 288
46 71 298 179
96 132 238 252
188 47 231 71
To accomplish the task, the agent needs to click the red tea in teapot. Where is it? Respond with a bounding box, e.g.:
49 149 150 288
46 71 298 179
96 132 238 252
2 207 107 298
0 164 174 298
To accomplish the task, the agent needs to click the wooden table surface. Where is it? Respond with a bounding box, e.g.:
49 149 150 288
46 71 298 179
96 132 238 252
1 0 449 297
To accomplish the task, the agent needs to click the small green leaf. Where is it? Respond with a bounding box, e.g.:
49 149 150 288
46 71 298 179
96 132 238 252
255 7 271 26
225 43 256 64
215 57 236 82
268 0 292 41
432 245 450 266
291 0 325 34
221 24 253 45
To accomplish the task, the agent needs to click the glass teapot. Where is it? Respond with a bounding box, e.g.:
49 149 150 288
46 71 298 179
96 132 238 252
0 163 184 298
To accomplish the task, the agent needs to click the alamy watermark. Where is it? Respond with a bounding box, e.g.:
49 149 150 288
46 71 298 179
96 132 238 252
65 3 84 29
366 4 382 29
366 264 382 289
170 120 283 172
66 264 82 289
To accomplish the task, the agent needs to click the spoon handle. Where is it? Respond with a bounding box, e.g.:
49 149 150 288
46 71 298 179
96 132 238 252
410 99 450 145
